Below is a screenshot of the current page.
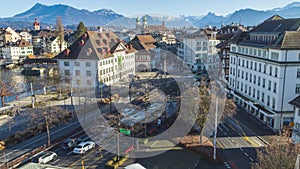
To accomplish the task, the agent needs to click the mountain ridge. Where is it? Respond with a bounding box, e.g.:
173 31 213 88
1 2 300 29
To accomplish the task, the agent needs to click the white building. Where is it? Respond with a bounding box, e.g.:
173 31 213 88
46 36 68 54
54 30 135 90
1 39 33 62
18 30 32 44
129 35 158 71
289 96 300 144
177 29 220 72
5 27 21 43
2 46 20 61
228 15 300 130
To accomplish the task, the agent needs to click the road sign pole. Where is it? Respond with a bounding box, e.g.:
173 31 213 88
81 160 85 169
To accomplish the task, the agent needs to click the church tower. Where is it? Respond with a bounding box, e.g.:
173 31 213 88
143 16 148 29
33 18 40 31
136 16 140 29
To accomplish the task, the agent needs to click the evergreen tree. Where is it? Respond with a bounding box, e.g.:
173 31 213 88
75 22 87 39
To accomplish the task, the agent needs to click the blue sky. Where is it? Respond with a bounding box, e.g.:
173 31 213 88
0 0 299 17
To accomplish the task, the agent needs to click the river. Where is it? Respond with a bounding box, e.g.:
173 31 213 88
0 67 54 106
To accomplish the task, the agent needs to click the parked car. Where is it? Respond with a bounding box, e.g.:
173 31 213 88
61 138 82 150
31 151 57 164
73 141 95 154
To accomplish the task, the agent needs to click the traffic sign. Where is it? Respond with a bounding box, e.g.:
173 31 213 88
120 128 131 135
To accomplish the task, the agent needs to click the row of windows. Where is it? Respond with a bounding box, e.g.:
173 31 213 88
231 46 278 60
66 70 92 77
64 61 91 67
101 68 135 83
230 58 279 77
250 35 278 43
231 70 278 93
229 78 276 109
75 79 93 86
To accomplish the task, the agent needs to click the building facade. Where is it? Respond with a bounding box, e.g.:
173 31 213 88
177 30 220 72
289 95 300 144
54 30 135 90
228 15 300 130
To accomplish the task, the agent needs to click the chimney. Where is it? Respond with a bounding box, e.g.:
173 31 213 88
64 49 70 56
98 26 103 33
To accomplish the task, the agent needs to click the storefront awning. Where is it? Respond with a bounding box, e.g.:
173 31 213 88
259 109 275 117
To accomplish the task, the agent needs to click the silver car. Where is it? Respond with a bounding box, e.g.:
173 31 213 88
73 141 95 154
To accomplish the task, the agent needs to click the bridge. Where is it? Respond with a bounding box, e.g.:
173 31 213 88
22 58 58 75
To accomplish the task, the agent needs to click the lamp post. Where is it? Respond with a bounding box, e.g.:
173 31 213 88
43 111 51 147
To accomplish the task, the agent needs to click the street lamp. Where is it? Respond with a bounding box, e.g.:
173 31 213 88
43 111 51 147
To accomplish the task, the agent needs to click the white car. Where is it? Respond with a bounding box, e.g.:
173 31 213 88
73 141 95 154
31 151 57 164
121 108 135 117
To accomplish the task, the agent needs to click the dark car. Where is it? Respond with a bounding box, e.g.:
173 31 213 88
61 138 82 150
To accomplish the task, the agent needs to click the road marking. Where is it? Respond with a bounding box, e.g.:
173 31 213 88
52 159 60 164
221 123 230 131
68 148 97 167
228 160 239 169
224 132 227 135
218 126 224 132
146 140 158 152
242 136 260 147
239 148 243 152
249 157 254 162
223 161 231 169
217 139 224 149
244 152 248 157
66 151 73 156
227 124 235 131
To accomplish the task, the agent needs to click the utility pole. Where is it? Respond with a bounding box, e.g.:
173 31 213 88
213 98 218 160
44 112 50 147
30 83 35 108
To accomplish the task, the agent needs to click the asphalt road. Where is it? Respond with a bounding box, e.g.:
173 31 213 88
215 107 275 169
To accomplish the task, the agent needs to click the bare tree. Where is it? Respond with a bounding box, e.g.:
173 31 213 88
254 135 300 169
0 82 13 108
186 80 237 143
55 16 65 53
